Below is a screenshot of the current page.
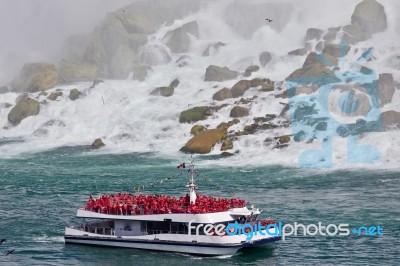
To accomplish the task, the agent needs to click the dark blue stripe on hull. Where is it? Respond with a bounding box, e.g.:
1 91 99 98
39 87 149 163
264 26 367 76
64 236 281 249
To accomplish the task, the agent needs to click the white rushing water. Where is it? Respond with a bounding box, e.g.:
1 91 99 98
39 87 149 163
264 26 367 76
0 0 399 170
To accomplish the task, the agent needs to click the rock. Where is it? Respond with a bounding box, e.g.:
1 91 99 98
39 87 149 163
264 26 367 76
245 124 259 134
202 42 226 56
12 62 58 93
169 78 180 88
43 119 66 127
315 121 328 131
190 125 206 136
59 60 98 82
204 65 238 82
259 52 272 67
228 119 240 126
286 52 340 86
220 140 233 151
139 44 172 66
378 73 395 106
132 64 151 81
230 106 249 118
7 97 40 125
250 78 266 87
221 152 234 157
151 86 174 97
288 48 307 56
212 88 232 101
47 91 63 101
254 114 277 124
360 66 373 75
305 28 324 42
91 138 105 149
315 41 324 52
265 135 291 148
323 27 340 42
261 80 274 92
179 106 210 123
180 129 227 154
90 79 104 89
176 55 191 67
351 0 387 39
0 85 10 94
342 24 366 44
295 86 318 95
322 43 350 58
381 111 400 130
164 21 199 53
217 122 230 130
109 45 138 79
151 79 179 97
69 89 82 100
32 128 48 137
231 80 252 98
244 65 260 77
217 119 239 130
83 11 151 77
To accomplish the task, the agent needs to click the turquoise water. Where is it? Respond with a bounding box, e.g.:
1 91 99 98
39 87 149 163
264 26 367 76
0 147 399 265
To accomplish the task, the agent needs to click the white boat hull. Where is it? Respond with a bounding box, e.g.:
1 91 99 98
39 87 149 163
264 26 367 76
64 227 280 256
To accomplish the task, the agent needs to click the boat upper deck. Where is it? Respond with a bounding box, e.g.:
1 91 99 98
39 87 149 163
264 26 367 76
84 193 246 216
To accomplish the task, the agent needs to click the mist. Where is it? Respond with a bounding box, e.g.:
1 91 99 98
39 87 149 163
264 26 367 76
0 0 134 84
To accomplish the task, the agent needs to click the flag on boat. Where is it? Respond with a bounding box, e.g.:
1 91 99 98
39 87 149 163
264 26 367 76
177 163 186 168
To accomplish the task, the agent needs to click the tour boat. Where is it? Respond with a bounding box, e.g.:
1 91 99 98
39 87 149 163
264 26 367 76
64 161 281 256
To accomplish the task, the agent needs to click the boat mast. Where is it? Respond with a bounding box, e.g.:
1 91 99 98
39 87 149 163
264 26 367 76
186 157 197 204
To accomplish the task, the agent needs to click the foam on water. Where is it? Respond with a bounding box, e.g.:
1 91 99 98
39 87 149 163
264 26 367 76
0 0 399 170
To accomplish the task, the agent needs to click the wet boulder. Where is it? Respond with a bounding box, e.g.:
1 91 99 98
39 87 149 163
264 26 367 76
202 42 226 56
180 129 227 154
305 28 324 42
288 48 307 56
179 106 211 123
220 139 233 151
59 60 98 83
7 97 40 125
231 80 252 98
244 65 260 77
351 0 387 39
378 73 395 106
212 88 232 101
151 86 174 97
47 91 63 101
381 111 400 131
91 138 105 149
132 64 151 81
164 21 199 53
190 125 206 136
12 62 58 93
230 106 249 118
322 43 351 58
204 65 238 82
259 52 272 67
69 89 81 101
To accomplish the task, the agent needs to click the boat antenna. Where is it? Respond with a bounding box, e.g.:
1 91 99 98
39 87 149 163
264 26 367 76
186 155 197 204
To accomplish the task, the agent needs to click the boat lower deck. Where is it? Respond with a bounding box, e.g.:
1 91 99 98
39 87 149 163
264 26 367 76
64 232 281 256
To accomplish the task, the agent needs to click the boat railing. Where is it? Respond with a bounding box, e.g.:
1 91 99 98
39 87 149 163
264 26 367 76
84 202 245 216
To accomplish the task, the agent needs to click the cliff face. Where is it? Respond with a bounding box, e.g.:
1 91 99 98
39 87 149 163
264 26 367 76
0 0 399 167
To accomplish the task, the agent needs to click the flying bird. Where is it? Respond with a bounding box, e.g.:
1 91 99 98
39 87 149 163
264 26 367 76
121 9 126 13
0 239 5 245
5 249 15 256
265 19 273 22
